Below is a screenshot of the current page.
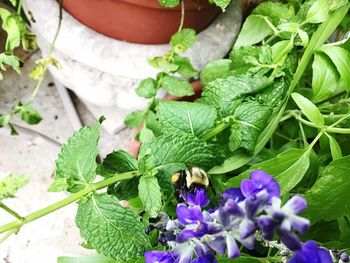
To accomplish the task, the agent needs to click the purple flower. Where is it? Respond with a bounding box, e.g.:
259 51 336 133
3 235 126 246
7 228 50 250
288 241 332 263
144 251 176 263
222 188 245 203
241 170 280 201
186 188 210 207
192 254 217 263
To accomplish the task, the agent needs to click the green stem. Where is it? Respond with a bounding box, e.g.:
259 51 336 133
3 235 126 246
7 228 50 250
0 202 22 220
200 122 231 140
0 171 139 235
0 228 17 244
17 0 22 13
178 0 185 32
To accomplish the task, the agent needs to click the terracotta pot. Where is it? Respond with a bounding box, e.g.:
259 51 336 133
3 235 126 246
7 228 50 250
62 0 221 44
128 80 203 157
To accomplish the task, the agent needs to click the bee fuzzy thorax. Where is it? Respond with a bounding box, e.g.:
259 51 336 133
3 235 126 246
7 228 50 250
185 167 209 188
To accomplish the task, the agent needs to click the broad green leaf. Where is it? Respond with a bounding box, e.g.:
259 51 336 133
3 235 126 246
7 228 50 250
135 78 157 99
139 127 155 143
229 101 271 153
139 134 224 171
306 0 329 23
58 254 116 263
326 133 342 160
297 29 309 47
0 53 21 79
172 54 197 78
235 15 273 47
124 110 145 128
48 178 69 192
0 10 25 52
158 101 217 137
212 0 231 10
97 150 138 178
291 92 324 125
208 150 251 175
319 46 350 92
170 28 196 53
76 194 150 260
200 75 272 117
278 22 299 33
148 56 179 73
160 75 194 97
252 2 294 24
138 150 156 175
271 40 294 63
305 156 350 222
0 174 28 200
53 124 100 192
227 148 310 195
158 0 181 7
20 105 42 125
200 59 231 85
312 53 340 103
138 175 162 217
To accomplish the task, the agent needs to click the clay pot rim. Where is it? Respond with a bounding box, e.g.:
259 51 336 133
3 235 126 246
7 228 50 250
119 0 214 11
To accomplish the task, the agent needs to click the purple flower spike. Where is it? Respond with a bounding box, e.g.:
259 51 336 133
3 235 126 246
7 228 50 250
177 204 204 225
186 188 210 207
222 188 245 202
288 241 332 263
192 254 218 263
241 170 280 201
144 251 176 263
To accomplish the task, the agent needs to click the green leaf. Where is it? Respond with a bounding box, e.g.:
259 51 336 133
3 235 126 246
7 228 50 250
319 46 350 92
212 0 231 10
158 101 217 137
305 155 350 223
160 75 194 97
0 174 29 200
48 178 69 192
326 133 342 160
139 127 155 143
306 0 329 23
158 0 181 7
0 10 26 52
229 101 271 153
20 105 43 125
138 150 156 175
138 175 162 217
271 40 294 63
235 15 273 47
76 194 150 260
227 149 310 195
291 92 324 125
124 110 145 128
170 28 196 53
97 150 138 178
312 53 340 103
0 53 21 79
200 75 272 117
53 124 100 192
208 150 251 175
58 254 116 263
135 78 157 99
172 54 198 78
200 59 231 85
253 2 294 24
148 56 179 73
139 134 224 171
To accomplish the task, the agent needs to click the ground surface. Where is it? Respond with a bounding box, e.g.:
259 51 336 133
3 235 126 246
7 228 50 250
0 50 133 262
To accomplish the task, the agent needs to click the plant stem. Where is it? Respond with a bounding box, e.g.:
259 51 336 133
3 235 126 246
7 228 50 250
0 171 139 235
0 202 22 220
200 122 231 140
178 0 185 32
0 229 17 244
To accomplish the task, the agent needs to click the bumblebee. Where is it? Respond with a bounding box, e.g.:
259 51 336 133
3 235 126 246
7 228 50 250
171 166 209 202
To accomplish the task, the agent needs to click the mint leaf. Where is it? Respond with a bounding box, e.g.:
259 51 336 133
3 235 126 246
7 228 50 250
200 75 272 117
312 53 340 103
0 53 21 79
124 110 145 128
148 57 179 73
160 75 194 97
138 175 162 217
158 0 181 7
98 150 138 178
139 134 224 170
170 28 196 53
48 178 69 192
212 0 231 10
0 174 28 200
139 127 155 143
20 105 43 125
172 54 198 78
158 101 217 137
319 46 350 92
291 92 324 125
253 2 294 24
200 59 232 85
76 194 150 260
305 156 350 223
58 254 116 263
228 149 310 195
229 101 271 153
136 78 157 99
0 10 26 52
234 15 273 47
53 124 100 192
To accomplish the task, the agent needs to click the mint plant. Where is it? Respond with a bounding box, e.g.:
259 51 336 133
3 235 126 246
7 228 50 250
1 0 350 262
